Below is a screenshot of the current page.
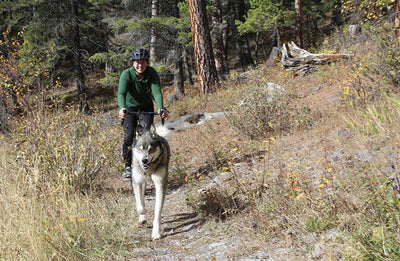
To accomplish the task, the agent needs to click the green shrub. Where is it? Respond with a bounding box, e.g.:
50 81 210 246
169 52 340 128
225 80 313 139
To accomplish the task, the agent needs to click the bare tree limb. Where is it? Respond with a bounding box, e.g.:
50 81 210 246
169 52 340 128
280 41 350 75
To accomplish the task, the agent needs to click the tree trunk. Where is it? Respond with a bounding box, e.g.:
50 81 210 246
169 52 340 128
173 56 184 97
211 0 228 80
150 0 158 61
395 0 400 45
265 47 280 67
70 0 89 113
254 32 259 64
0 93 10 133
274 26 281 48
187 0 219 94
170 0 185 97
295 0 303 48
232 0 254 69
222 0 229 74
183 47 194 85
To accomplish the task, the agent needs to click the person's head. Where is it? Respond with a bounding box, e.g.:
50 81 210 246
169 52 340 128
130 48 149 75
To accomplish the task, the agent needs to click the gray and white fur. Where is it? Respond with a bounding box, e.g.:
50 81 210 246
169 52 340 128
131 125 171 240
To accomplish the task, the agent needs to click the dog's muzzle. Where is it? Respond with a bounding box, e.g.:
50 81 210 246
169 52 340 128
142 158 152 169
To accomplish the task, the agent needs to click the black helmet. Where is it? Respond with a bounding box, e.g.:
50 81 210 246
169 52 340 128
130 48 149 60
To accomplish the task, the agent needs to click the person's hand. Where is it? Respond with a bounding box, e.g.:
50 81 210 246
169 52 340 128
158 108 168 119
119 108 127 118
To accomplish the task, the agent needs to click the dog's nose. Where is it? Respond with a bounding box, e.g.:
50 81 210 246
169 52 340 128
142 158 148 164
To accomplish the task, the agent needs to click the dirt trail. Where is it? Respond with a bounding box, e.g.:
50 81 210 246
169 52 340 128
118 180 298 261
111 75 341 260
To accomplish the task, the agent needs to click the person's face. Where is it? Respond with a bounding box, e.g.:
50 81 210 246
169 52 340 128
133 59 148 74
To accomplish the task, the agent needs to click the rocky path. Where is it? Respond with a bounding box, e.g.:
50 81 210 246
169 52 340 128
112 111 306 260
117 180 299 261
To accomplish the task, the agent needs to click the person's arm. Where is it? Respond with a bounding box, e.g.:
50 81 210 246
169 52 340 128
149 69 163 110
152 83 163 110
118 70 129 118
151 81 168 118
118 70 129 109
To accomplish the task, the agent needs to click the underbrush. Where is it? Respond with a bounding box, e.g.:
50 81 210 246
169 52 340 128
224 76 315 139
184 94 400 259
181 23 400 259
0 108 139 260
340 96 400 259
11 109 120 194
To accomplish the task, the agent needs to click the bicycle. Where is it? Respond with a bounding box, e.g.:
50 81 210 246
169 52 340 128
121 108 166 133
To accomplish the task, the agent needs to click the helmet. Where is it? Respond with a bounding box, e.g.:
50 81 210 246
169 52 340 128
130 48 149 60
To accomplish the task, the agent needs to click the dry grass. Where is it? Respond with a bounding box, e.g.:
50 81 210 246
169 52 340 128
179 83 400 259
0 109 143 259
172 26 400 259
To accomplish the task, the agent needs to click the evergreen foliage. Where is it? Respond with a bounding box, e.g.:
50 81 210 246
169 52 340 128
0 0 397 120
236 0 335 48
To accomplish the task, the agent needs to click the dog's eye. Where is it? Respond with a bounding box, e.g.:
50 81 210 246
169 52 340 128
148 147 156 153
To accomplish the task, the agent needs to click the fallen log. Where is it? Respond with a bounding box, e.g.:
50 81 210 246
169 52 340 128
281 41 350 75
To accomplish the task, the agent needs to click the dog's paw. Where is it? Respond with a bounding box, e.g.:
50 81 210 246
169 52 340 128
151 222 162 240
151 230 162 240
138 215 147 224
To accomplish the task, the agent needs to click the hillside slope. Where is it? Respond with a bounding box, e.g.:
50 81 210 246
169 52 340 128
105 59 394 259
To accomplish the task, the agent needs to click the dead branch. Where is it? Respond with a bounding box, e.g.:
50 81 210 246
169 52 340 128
280 41 350 75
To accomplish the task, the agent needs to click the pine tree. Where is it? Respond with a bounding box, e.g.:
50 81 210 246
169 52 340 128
187 0 219 94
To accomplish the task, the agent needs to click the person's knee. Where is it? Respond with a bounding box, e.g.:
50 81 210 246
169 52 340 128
123 133 135 145
143 116 154 131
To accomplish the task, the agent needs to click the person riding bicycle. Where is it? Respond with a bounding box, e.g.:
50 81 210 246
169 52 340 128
118 48 168 178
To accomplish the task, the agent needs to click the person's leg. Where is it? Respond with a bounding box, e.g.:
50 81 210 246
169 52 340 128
142 114 154 132
142 106 155 132
122 112 138 177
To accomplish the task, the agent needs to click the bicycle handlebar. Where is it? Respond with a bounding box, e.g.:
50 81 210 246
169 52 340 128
121 109 166 126
125 110 159 116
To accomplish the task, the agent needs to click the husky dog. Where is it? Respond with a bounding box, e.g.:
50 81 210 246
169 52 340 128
131 125 171 240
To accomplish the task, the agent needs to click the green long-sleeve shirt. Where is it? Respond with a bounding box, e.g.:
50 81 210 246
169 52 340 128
117 66 163 110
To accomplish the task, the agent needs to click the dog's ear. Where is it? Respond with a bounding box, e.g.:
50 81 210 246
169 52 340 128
137 125 144 136
142 126 157 139
149 124 157 135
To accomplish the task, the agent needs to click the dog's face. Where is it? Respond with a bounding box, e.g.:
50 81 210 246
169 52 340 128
134 132 162 170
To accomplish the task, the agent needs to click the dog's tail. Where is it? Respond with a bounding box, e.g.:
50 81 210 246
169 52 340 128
155 124 172 141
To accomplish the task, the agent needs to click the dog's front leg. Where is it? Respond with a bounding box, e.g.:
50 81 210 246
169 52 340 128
133 182 147 224
151 174 167 240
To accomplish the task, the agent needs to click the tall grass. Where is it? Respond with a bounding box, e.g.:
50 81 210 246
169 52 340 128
0 108 142 260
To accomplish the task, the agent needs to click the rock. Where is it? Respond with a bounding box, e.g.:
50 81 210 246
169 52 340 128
330 150 343 162
164 112 226 131
312 243 326 259
358 149 372 163
338 129 351 141
167 94 179 106
349 24 362 35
